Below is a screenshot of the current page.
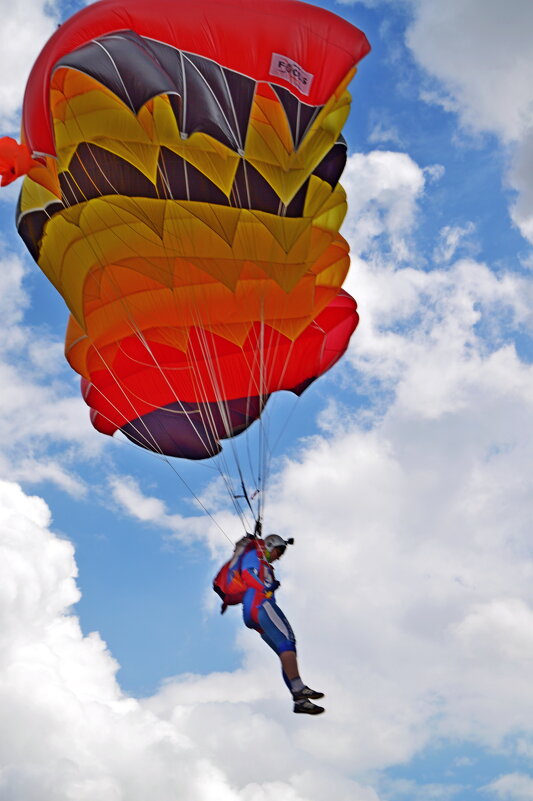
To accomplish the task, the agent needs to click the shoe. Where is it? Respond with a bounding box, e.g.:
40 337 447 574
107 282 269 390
293 698 325 715
293 686 325 701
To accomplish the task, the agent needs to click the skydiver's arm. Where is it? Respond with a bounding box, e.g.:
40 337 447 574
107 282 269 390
240 551 278 593
241 567 267 592
228 535 254 569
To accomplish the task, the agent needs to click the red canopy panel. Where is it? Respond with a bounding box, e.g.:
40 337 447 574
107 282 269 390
22 0 370 156
83 289 359 458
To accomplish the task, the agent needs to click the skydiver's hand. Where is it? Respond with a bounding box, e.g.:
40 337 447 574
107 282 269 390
268 580 280 592
234 535 252 551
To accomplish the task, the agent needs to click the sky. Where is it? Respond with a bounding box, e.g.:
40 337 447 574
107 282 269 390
1 0 533 799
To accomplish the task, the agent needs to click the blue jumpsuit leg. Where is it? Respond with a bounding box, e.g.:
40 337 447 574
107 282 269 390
257 600 296 655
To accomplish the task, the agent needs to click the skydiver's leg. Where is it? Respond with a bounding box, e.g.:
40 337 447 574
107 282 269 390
280 650 300 684
257 601 324 712
257 605 299 689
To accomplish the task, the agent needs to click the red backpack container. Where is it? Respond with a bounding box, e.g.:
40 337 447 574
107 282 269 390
213 536 265 613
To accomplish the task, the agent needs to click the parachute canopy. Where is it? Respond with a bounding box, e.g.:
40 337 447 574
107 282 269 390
12 0 370 459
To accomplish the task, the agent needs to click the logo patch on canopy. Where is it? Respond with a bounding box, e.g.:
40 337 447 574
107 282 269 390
269 53 314 96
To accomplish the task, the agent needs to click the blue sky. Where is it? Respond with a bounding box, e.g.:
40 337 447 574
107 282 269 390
1 1 533 800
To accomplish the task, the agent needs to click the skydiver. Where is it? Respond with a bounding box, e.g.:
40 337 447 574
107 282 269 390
240 533 325 715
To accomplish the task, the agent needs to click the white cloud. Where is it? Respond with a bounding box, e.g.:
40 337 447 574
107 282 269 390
0 479 264 801
7 458 87 498
0 248 104 495
508 129 533 244
406 0 533 142
356 257 533 413
367 118 403 148
26 338 66 376
337 0 533 246
484 773 533 800
0 478 394 800
402 0 533 245
107 473 236 554
0 0 59 132
379 777 463 801
341 153 533 407
109 474 168 523
0 250 30 332
433 222 477 264
341 151 426 260
452 598 533 662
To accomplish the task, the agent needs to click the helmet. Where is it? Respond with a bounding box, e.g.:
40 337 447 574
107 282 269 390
264 534 288 553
